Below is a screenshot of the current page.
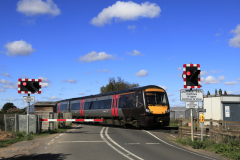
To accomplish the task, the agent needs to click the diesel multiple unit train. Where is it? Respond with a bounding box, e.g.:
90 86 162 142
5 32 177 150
57 85 170 128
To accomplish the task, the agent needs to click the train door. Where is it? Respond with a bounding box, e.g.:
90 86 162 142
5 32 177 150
111 95 119 117
80 100 85 117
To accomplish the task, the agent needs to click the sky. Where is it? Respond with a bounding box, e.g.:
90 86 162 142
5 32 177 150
0 0 240 110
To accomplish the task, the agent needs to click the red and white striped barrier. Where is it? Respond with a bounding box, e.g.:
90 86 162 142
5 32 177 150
40 119 103 122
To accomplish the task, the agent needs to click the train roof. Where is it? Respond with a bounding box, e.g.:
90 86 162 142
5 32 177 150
58 85 165 103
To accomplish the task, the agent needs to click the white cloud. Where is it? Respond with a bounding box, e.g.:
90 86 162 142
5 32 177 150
62 79 77 83
77 51 114 63
102 69 111 73
200 71 208 76
215 33 220 36
6 98 18 101
238 78 240 81
168 93 173 96
126 50 144 56
0 89 5 92
227 91 233 94
90 1 160 26
3 83 18 89
17 0 61 17
218 76 225 81
224 81 238 85
95 70 100 73
135 70 148 77
201 76 219 84
159 86 167 91
229 24 240 48
78 93 85 95
38 77 51 87
0 79 13 85
210 70 216 73
170 98 176 102
86 72 90 75
5 40 36 57
49 96 61 100
0 73 12 78
127 25 136 31
178 67 181 71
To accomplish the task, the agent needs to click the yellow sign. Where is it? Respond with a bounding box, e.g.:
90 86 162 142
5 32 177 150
200 115 204 122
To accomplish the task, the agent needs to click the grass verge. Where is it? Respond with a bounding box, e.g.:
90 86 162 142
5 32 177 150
0 125 72 148
172 136 240 160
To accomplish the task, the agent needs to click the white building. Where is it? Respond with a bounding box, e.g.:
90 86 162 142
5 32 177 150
203 95 240 125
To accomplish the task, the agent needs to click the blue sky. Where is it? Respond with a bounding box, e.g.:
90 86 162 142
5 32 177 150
0 0 240 109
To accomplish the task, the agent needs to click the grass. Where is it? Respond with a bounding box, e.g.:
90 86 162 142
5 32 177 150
173 136 240 160
0 125 72 148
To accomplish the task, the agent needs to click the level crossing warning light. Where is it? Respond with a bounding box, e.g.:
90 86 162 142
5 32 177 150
200 115 204 122
183 64 201 89
18 79 42 94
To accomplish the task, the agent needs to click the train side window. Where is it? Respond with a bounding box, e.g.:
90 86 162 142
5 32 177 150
84 102 90 110
126 97 134 108
99 101 104 109
70 103 80 110
104 99 112 109
60 104 67 111
119 97 127 108
92 101 99 109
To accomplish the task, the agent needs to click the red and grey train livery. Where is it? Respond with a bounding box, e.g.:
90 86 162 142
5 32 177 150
57 85 170 128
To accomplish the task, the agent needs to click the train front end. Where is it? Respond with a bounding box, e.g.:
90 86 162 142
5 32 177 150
143 88 170 127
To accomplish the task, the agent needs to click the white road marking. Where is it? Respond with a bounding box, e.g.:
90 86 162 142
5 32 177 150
146 143 160 144
170 134 176 138
105 127 144 160
125 143 140 145
59 141 104 143
143 130 215 160
100 127 134 160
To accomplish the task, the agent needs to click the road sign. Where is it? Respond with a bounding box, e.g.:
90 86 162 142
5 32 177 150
23 96 35 102
186 102 198 108
180 89 203 101
200 115 204 122
183 64 201 89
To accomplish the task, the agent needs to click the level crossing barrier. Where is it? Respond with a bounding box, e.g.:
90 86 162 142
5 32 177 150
40 118 103 122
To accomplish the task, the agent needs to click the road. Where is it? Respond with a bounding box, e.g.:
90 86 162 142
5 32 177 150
0 123 226 160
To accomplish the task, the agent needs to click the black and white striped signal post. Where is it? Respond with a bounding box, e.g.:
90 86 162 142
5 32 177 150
18 79 42 135
181 63 202 141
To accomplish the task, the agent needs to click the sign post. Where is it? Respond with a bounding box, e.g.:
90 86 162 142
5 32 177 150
181 63 202 142
200 114 204 141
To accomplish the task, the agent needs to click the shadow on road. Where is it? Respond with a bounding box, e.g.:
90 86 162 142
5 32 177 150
1 153 71 160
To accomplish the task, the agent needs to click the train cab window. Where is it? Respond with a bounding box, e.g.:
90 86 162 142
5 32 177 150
136 95 138 107
146 92 167 105
70 102 80 110
60 104 68 111
127 97 134 108
104 99 112 109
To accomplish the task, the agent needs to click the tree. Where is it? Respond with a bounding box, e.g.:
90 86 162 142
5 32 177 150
207 91 210 96
1 102 17 114
224 91 227 95
100 77 139 93
219 89 222 95
215 89 217 96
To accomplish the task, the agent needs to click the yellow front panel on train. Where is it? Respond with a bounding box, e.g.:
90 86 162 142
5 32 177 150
148 105 168 114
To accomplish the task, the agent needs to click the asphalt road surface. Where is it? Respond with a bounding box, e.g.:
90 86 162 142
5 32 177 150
0 123 227 160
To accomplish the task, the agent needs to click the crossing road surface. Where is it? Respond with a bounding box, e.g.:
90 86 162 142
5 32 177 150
0 124 226 160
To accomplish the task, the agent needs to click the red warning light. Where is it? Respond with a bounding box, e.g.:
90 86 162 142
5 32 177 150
187 71 192 76
23 82 27 86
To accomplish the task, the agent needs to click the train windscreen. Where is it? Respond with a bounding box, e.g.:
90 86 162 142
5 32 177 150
146 92 167 105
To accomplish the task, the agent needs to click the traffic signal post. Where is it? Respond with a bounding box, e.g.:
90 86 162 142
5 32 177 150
18 79 41 135
181 63 202 141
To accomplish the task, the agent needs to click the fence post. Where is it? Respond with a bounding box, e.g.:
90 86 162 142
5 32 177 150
218 120 223 143
4 114 6 131
210 118 213 140
179 119 182 139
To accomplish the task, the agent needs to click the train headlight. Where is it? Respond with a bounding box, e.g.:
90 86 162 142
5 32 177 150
146 109 151 113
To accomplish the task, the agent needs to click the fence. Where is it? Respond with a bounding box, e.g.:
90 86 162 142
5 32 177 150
178 118 240 143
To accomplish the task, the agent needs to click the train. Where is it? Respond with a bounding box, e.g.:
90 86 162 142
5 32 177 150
57 85 170 128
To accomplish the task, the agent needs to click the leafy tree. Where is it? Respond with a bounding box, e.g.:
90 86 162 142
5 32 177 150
224 91 227 95
1 102 17 113
100 77 139 93
219 89 222 95
207 91 210 96
215 89 217 95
